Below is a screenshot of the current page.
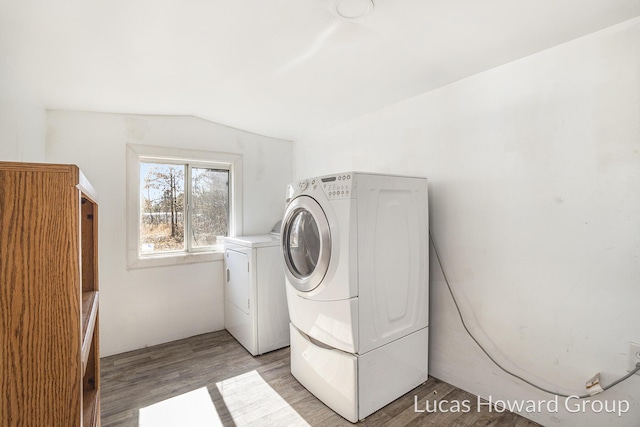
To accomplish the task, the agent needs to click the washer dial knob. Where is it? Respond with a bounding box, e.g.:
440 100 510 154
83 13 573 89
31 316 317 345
299 180 309 191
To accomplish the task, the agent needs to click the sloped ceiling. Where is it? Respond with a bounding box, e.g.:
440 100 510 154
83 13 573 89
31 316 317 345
1 0 638 140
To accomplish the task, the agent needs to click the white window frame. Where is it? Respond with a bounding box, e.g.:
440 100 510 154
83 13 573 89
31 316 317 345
127 144 243 269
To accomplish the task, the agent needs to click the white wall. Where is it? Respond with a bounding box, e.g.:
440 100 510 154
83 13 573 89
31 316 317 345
47 111 292 356
0 59 46 161
293 18 640 426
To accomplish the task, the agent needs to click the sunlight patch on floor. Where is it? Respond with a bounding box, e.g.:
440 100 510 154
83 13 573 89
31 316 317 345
139 387 223 427
216 370 311 426
137 370 309 426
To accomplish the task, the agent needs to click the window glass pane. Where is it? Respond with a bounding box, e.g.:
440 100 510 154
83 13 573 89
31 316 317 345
191 168 229 248
139 162 185 254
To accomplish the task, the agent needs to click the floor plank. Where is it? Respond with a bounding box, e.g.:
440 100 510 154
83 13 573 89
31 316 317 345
101 330 540 427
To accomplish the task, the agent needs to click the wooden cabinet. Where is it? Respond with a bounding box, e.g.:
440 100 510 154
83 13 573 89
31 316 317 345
0 162 100 427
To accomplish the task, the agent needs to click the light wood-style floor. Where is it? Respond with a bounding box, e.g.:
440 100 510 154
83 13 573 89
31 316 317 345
101 330 540 426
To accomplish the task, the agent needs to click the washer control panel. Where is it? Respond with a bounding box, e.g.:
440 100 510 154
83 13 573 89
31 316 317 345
286 173 355 202
320 173 352 199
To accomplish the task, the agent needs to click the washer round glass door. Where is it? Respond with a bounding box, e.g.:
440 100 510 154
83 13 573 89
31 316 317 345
282 196 331 292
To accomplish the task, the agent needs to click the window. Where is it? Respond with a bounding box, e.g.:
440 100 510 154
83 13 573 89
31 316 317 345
127 144 243 269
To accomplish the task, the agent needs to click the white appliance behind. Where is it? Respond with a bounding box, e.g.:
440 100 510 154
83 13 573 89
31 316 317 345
224 236 289 356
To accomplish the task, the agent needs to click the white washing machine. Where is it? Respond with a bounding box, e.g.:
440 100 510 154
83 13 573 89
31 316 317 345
281 172 429 422
224 233 289 356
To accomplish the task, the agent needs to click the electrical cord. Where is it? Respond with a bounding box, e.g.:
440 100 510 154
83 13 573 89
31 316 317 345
428 231 640 399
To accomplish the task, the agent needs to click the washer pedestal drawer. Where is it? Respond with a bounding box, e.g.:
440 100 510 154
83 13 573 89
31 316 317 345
290 323 428 422
290 323 358 422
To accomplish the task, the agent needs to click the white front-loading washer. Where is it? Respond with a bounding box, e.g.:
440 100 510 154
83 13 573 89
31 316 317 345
281 172 429 422
223 234 289 356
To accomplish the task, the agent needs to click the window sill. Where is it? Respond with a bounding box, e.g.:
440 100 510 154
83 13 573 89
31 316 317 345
127 250 224 270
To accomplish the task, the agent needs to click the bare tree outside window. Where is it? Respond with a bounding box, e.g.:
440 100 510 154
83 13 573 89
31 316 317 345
140 163 185 253
139 162 229 255
192 168 229 248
